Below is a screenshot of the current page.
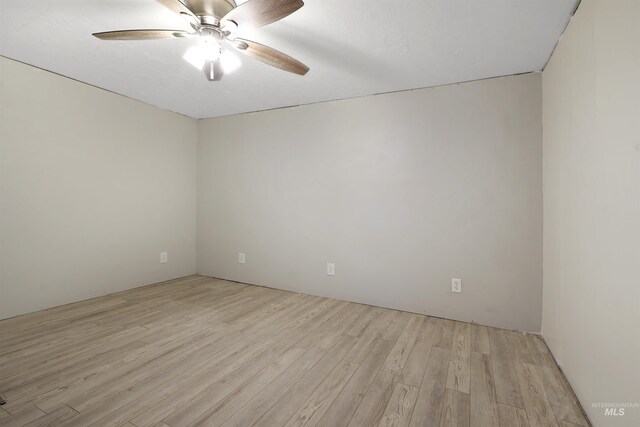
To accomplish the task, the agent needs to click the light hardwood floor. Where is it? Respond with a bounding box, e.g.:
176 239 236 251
0 275 589 427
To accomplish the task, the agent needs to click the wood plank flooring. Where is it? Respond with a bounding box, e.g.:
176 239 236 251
0 275 589 426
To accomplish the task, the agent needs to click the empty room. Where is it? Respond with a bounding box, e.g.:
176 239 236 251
0 0 638 426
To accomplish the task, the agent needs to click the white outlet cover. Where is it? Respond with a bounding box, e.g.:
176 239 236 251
452 278 462 293
238 253 246 264
327 263 335 276
160 252 168 264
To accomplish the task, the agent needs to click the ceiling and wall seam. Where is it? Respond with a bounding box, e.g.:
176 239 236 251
2 54 539 121
0 0 579 118
193 71 541 120
541 0 583 72
0 54 195 120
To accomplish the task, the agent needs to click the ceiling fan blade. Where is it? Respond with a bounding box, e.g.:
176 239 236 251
93 29 189 40
222 0 303 30
204 59 225 81
234 38 309 75
155 0 196 18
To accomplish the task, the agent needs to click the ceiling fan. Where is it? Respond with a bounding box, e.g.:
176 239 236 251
93 0 310 81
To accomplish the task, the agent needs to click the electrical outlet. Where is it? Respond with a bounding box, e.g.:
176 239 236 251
238 252 246 264
451 278 462 293
326 263 335 276
160 252 168 264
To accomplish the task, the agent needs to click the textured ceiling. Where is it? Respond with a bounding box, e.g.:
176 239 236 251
0 0 578 119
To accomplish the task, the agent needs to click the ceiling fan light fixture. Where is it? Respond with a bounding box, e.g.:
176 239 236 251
180 12 200 31
220 50 241 73
203 44 221 60
200 35 221 60
220 19 238 35
184 46 241 74
183 46 206 70
183 33 222 69
94 0 309 81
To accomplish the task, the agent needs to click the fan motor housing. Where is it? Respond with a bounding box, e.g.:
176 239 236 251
184 0 237 19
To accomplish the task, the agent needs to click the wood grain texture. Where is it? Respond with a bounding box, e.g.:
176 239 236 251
283 359 359 427
155 0 197 17
379 383 419 427
489 328 526 408
470 324 491 355
0 275 587 427
92 30 188 40
515 363 559 427
470 352 499 427
399 316 438 387
23 405 77 426
440 388 470 427
498 403 530 427
236 38 309 75
409 346 451 426
348 371 398 427
317 336 400 426
0 406 45 427
223 0 303 29
446 322 471 393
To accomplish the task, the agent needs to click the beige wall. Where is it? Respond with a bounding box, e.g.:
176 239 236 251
197 73 543 332
0 57 198 319
2 2 638 417
542 0 640 425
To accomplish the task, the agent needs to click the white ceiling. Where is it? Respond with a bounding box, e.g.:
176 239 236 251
0 0 578 119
